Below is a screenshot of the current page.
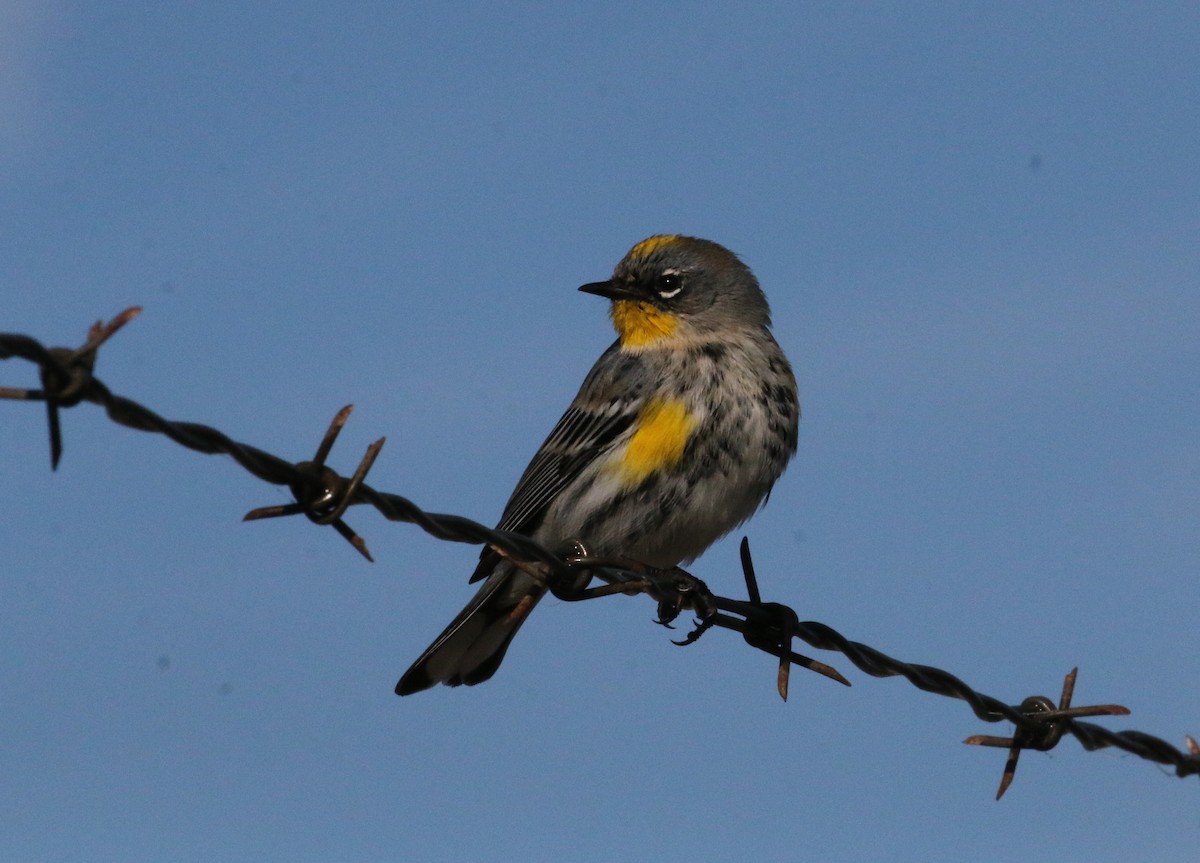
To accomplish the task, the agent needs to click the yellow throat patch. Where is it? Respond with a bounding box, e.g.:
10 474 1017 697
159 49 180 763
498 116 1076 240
611 300 679 347
615 398 696 484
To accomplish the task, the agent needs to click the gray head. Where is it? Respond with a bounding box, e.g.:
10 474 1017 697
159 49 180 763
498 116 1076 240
579 235 773 346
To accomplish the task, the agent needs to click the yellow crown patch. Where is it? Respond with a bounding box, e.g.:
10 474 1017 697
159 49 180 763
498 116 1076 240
629 234 683 259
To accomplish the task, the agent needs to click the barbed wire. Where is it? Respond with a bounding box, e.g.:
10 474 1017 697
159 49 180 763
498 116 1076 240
3 308 1198 799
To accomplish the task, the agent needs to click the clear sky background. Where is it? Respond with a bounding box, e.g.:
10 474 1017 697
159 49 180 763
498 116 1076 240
3 3 1198 861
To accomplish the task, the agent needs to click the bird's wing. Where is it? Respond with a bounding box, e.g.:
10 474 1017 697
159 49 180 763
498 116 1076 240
469 344 640 581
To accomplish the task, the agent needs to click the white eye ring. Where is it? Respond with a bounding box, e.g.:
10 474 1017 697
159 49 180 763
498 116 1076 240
657 269 683 299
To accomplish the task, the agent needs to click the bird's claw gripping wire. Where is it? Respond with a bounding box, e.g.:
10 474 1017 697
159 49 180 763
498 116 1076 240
649 569 719 629
561 536 851 699
243 405 384 562
554 543 715 628
964 667 1131 799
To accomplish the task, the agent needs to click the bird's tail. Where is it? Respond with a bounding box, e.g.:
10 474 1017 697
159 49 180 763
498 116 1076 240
395 562 545 695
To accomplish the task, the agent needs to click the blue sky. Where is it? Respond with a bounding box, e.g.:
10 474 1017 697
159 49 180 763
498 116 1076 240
3 3 1198 861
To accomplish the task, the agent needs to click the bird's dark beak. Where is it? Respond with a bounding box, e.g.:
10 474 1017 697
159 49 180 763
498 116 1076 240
578 280 641 300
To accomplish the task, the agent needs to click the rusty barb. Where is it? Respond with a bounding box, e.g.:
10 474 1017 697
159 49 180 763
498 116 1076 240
3 309 1200 798
243 405 385 562
0 306 142 468
964 668 1130 799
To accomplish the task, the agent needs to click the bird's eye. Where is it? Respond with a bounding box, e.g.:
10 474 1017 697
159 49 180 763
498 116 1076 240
656 272 683 300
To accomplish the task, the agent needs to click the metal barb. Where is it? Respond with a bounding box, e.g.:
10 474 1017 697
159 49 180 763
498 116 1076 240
78 307 142 362
313 404 354 465
964 667 1131 799
310 436 386 527
3 307 144 469
734 538 850 695
45 307 141 467
45 395 64 470
739 536 763 605
242 405 381 562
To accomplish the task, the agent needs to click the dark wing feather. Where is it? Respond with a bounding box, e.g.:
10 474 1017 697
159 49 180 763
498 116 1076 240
468 397 637 582
498 403 634 533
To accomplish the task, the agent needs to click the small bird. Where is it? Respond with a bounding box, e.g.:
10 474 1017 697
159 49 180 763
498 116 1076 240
396 235 799 694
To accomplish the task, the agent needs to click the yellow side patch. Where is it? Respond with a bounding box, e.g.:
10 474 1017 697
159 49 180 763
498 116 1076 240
629 234 682 259
615 398 697 484
611 299 679 347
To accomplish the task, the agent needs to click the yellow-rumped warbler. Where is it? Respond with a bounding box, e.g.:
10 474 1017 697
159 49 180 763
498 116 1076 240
396 235 799 694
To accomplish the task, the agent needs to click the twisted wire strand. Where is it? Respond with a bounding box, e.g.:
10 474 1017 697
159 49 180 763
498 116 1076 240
3 323 1197 789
